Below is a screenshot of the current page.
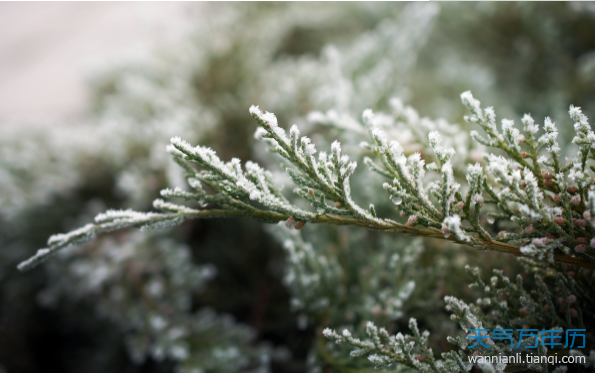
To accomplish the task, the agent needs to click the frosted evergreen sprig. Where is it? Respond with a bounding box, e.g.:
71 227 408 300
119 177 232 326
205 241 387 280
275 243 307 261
363 97 593 265
38 232 273 372
250 105 381 224
324 260 594 372
460 92 594 265
449 262 593 369
275 225 344 317
569 105 596 174
19 93 594 271
265 223 422 338
322 319 448 372
447 262 594 371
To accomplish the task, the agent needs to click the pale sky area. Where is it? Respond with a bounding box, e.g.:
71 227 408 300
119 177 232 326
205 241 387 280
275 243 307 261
0 2 194 124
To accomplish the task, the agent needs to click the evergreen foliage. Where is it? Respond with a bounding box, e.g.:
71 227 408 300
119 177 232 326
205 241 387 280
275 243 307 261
17 91 596 372
1 2 594 372
18 93 594 272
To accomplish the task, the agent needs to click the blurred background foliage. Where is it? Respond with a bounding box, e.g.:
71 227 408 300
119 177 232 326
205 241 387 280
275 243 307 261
0 2 593 372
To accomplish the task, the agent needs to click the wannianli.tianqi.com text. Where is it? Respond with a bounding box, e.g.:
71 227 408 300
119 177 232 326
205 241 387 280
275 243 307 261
468 354 587 365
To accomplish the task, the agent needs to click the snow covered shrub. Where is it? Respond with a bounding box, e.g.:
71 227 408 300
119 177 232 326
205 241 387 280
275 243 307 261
38 231 276 372
1 2 594 372
19 92 595 371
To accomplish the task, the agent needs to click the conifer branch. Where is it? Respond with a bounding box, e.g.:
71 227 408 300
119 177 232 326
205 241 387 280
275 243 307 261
18 93 595 271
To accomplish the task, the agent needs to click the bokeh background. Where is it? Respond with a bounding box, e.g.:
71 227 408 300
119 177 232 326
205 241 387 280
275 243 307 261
0 2 593 372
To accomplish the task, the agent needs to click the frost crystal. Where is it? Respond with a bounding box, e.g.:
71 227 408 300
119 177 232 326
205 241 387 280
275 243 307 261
442 215 471 242
521 114 538 134
428 131 442 148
